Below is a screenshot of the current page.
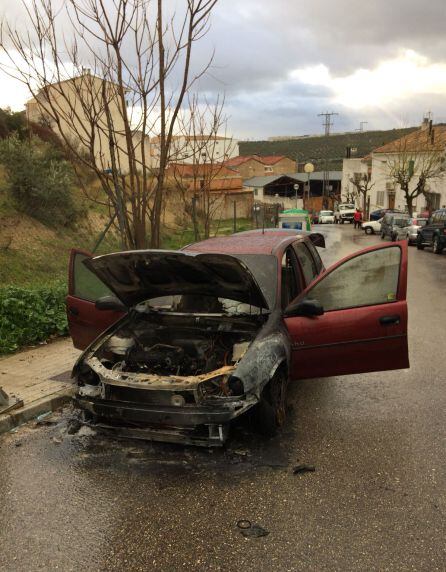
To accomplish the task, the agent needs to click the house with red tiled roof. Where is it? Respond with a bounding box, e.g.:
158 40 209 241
223 154 295 179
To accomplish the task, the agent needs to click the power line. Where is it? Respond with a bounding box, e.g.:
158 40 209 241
318 111 339 136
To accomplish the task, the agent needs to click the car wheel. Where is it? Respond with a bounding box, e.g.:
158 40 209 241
433 236 443 254
254 369 288 438
416 236 425 250
365 227 374 235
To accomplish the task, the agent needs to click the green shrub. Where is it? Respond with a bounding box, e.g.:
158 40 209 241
0 136 78 226
0 282 68 354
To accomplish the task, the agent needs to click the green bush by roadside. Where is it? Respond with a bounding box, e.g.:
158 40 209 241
0 136 78 227
0 282 68 354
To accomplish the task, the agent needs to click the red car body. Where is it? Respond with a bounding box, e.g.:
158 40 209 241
66 230 409 445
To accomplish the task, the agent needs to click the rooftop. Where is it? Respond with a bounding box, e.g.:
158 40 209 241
373 125 446 154
243 172 342 187
183 229 304 255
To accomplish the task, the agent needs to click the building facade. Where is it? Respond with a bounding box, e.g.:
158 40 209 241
369 123 446 214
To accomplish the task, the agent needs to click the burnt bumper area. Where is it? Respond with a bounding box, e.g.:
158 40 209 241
75 395 256 446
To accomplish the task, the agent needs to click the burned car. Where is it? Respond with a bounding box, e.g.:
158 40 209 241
67 231 409 446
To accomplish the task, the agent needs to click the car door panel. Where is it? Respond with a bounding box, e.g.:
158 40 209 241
67 249 125 350
285 242 409 380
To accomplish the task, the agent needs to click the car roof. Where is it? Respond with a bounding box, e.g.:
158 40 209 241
182 229 306 255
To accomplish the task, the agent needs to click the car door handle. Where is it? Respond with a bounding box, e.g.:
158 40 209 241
379 315 400 325
68 306 79 316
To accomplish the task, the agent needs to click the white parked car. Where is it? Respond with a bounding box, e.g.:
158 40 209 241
319 210 335 224
361 218 383 235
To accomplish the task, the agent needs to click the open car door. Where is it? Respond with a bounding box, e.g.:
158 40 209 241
67 249 126 350
285 242 409 380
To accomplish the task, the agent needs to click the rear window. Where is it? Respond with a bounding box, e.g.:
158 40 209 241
320 210 333 216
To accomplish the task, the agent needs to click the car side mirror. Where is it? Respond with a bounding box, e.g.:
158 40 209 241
285 298 324 318
95 295 127 312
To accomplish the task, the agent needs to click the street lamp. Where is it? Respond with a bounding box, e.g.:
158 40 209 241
293 183 299 208
304 162 314 208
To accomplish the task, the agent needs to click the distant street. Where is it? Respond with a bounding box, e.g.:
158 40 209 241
1 224 445 572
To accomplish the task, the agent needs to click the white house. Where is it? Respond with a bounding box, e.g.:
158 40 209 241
368 122 446 214
149 135 238 167
341 157 370 204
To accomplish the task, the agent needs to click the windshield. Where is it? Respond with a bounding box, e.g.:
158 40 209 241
137 253 278 315
320 210 333 216
340 204 355 210
394 218 410 228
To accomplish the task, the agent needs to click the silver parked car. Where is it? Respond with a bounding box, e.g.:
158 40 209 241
405 217 429 245
380 213 411 241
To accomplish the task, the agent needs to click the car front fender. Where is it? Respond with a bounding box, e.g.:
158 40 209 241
233 331 289 398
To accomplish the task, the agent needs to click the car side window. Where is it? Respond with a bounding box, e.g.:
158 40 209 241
306 246 401 312
73 253 113 302
293 242 319 286
281 248 302 309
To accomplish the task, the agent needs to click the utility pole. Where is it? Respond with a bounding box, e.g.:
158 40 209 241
318 112 338 207
318 111 338 136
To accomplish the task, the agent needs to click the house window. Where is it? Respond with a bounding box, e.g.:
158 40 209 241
253 188 258 196
264 166 273 173
377 191 384 205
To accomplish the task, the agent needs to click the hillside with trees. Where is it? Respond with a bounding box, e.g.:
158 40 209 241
239 127 418 170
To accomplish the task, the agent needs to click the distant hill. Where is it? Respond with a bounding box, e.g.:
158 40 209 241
239 127 418 171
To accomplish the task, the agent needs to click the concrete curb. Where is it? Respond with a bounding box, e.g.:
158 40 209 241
0 388 74 435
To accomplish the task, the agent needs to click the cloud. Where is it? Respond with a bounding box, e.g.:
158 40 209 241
2 0 446 137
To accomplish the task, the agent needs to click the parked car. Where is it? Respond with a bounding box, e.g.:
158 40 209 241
370 208 404 221
405 217 429 245
362 218 383 235
67 231 409 446
380 213 411 241
416 209 446 254
319 210 335 224
334 203 355 224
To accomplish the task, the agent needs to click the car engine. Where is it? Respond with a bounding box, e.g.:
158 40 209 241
98 316 257 377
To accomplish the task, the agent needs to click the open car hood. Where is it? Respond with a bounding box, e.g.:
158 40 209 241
84 250 270 309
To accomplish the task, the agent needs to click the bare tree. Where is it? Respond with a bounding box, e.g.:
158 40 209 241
0 0 218 249
385 127 445 216
171 95 234 239
349 171 374 219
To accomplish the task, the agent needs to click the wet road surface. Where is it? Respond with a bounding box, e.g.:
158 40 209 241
1 225 445 571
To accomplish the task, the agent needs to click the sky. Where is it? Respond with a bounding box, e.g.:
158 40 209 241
1 0 446 139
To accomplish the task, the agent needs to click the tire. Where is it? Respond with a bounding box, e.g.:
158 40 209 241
365 227 374 235
253 369 288 438
416 236 425 250
433 236 443 254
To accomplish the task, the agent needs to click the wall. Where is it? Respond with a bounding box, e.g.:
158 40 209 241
370 152 446 214
341 158 368 204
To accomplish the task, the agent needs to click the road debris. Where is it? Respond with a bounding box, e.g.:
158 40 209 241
237 519 269 538
292 464 316 475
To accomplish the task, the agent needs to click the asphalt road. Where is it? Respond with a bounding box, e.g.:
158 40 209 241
1 225 445 572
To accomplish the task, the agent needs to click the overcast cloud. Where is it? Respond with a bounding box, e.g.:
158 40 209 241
1 0 446 138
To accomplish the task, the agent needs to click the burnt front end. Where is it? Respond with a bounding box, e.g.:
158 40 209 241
73 311 264 446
